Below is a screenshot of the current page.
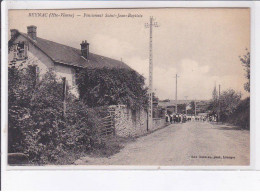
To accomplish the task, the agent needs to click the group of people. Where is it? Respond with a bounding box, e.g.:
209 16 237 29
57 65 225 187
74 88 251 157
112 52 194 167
186 115 208 122
208 114 218 122
165 113 210 124
165 113 187 124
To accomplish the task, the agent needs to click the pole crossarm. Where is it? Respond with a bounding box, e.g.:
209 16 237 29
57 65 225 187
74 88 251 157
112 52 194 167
144 16 160 28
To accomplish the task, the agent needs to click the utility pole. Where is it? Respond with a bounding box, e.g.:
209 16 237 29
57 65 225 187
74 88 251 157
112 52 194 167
174 74 179 114
62 77 67 117
184 96 188 115
194 99 197 116
145 16 159 131
218 84 221 122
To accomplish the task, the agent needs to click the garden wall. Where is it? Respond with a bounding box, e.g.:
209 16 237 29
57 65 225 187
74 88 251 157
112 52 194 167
108 105 167 137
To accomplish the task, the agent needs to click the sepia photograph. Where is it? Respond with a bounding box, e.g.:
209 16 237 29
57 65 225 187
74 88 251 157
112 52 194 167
7 8 250 167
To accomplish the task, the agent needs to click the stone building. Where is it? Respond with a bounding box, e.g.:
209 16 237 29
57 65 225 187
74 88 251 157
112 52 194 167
8 25 132 97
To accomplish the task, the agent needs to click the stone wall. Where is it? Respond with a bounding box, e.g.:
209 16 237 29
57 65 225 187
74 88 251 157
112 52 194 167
108 105 147 137
151 118 167 132
108 105 167 137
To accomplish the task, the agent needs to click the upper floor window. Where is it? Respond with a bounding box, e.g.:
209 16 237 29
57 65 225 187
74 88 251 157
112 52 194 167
11 41 28 61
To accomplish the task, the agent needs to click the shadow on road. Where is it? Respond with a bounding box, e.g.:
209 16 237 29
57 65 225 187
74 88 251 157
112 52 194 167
211 122 248 131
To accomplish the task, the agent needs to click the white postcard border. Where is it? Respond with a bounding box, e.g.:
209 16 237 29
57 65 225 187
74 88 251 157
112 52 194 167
1 0 260 190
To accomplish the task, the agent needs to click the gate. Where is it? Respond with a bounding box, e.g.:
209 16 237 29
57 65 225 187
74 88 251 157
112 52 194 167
95 106 115 137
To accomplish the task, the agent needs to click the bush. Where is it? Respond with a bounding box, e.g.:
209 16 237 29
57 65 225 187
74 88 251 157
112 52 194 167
8 66 104 164
227 97 250 130
8 65 37 153
207 87 249 129
219 89 242 122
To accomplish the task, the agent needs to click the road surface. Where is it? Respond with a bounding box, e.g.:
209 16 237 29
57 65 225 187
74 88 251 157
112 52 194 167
75 121 250 166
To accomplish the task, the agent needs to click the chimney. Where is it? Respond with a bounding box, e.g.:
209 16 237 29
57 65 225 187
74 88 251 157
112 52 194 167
27 25 37 40
10 29 18 39
80 40 89 59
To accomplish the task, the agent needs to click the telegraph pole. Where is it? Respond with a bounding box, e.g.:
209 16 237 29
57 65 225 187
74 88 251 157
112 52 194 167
62 77 67 117
218 84 221 122
194 99 197 116
174 74 179 114
145 16 159 130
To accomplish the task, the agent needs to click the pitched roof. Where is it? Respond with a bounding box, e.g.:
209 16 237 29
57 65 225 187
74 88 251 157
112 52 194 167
9 30 133 70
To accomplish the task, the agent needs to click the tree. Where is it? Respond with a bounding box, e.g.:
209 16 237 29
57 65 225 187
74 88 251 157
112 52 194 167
76 68 148 111
212 84 218 101
207 85 219 115
8 65 39 153
8 66 66 160
228 97 250 129
187 101 195 114
177 104 186 114
219 89 241 121
239 49 250 92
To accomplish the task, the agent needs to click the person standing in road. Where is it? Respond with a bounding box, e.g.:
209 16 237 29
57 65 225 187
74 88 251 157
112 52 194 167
165 113 169 123
173 114 177 123
170 114 173 124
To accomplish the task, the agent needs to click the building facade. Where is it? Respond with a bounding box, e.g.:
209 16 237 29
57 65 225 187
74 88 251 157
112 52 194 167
8 25 132 97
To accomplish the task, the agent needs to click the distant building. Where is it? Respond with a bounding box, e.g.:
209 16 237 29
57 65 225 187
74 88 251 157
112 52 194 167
158 99 191 108
158 99 210 114
195 100 210 113
8 25 132 97
158 100 188 114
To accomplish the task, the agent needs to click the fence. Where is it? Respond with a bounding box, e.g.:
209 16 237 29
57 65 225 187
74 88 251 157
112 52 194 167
99 114 115 137
93 106 115 137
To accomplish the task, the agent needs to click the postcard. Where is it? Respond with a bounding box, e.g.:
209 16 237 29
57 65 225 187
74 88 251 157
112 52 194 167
6 7 250 167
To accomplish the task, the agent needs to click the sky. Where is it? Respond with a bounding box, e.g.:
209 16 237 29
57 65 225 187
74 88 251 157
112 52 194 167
9 8 250 100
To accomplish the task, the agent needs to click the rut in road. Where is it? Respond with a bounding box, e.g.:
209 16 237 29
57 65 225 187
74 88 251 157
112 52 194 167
75 121 250 166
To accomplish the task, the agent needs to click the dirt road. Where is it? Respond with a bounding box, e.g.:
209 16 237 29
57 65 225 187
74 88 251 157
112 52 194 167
75 122 250 166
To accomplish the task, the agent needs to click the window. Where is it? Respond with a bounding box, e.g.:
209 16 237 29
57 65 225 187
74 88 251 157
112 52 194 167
14 41 28 61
